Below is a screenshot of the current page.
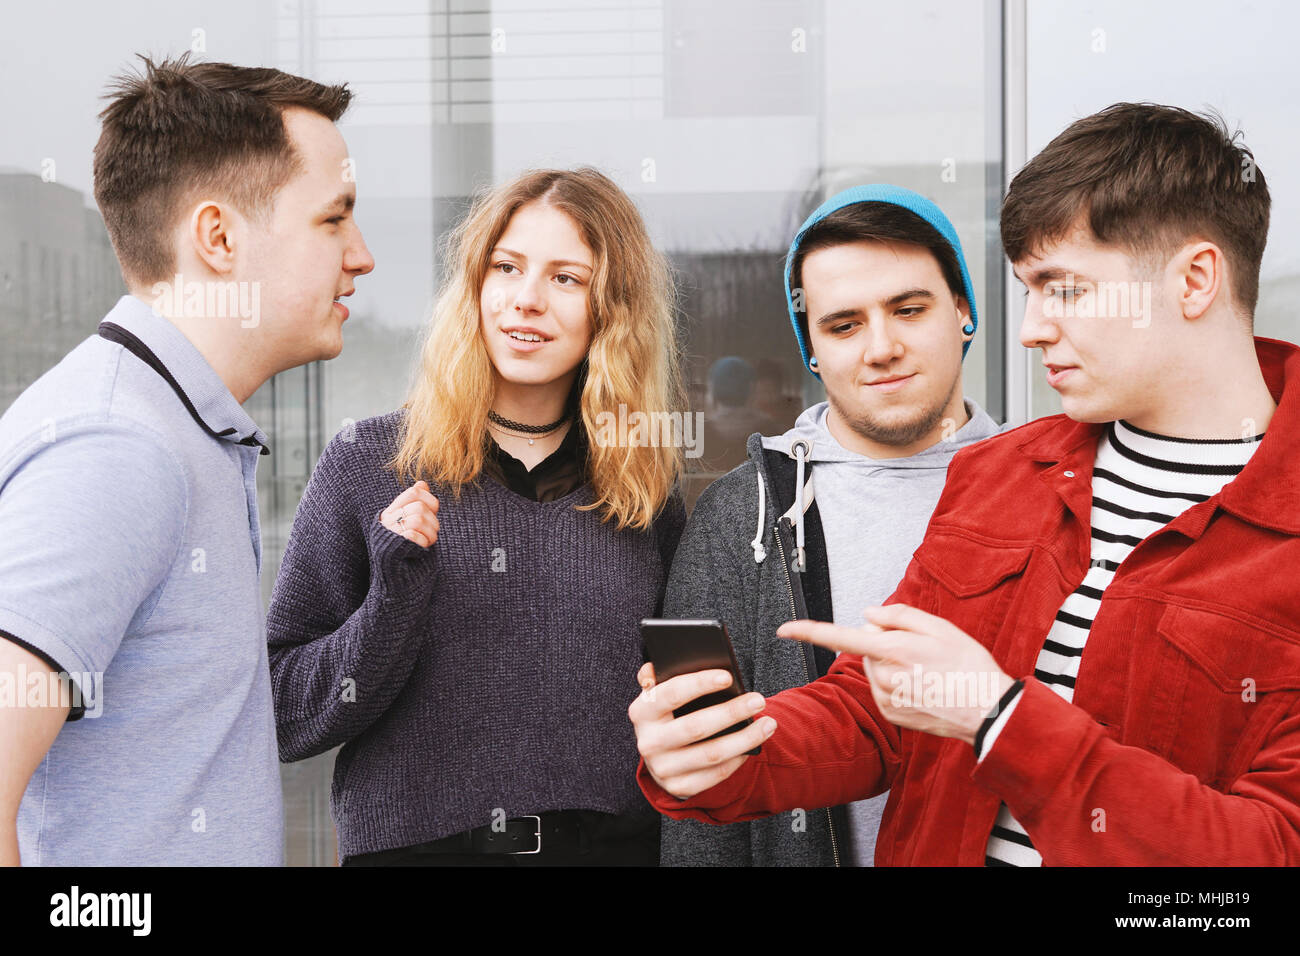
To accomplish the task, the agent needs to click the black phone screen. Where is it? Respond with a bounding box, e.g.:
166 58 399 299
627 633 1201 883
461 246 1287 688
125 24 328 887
640 618 760 756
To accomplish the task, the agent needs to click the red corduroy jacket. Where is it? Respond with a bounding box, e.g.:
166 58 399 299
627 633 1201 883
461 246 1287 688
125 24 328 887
639 336 1300 865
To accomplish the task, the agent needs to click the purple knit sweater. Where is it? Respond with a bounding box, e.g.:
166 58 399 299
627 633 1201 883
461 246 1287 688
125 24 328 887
266 410 685 860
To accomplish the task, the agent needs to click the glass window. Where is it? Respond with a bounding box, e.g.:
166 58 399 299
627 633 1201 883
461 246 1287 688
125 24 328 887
3 0 1005 864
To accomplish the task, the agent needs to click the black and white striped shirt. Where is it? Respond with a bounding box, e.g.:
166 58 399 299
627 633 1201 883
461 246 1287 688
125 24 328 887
978 418 1263 866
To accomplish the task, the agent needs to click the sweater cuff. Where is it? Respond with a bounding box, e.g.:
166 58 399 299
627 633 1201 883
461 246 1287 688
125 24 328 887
973 679 1025 762
366 511 437 569
969 676 1102 820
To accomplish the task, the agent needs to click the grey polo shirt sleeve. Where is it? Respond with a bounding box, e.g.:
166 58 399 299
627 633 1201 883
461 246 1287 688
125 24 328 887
0 422 188 712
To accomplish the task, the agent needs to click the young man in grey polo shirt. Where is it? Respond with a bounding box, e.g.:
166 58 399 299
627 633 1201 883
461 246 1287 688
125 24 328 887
0 54 374 865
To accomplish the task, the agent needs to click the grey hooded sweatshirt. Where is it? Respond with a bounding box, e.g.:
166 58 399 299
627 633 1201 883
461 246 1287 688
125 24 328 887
660 396 1010 866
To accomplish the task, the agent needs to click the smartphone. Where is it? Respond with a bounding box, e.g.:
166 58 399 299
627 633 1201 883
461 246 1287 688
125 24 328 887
639 618 760 756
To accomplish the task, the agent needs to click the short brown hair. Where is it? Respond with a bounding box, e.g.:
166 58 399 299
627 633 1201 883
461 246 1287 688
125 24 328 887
93 53 352 285
1001 102 1270 318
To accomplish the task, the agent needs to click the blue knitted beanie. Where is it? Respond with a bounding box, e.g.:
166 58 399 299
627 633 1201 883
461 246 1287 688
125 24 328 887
784 184 979 380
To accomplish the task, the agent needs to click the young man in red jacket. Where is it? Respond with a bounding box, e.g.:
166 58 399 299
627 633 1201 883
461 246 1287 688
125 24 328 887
629 102 1300 865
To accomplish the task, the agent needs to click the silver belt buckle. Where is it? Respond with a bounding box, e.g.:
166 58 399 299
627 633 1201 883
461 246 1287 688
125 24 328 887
510 815 542 854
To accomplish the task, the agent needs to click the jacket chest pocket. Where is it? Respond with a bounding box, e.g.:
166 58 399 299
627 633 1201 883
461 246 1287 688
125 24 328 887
911 530 1034 650
1130 603 1300 787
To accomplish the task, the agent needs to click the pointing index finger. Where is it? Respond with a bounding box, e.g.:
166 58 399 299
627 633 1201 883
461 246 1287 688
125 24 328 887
776 618 894 660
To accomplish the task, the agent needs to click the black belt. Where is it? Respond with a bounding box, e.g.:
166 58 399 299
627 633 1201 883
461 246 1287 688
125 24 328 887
410 810 589 856
423 811 582 858
346 810 661 864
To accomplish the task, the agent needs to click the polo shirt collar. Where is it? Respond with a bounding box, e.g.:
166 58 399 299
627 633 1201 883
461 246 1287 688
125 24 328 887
99 294 270 456
1016 336 1300 536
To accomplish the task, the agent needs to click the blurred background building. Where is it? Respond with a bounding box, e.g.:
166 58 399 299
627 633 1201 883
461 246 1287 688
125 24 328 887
2 0 1297 864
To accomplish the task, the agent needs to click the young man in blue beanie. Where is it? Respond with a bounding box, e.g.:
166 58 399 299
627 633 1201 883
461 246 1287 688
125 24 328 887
658 185 1013 866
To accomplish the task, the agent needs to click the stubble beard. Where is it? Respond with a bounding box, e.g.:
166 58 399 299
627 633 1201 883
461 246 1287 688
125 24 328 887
828 373 961 448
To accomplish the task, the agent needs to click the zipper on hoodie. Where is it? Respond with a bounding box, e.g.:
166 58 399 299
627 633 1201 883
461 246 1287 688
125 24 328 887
773 513 842 868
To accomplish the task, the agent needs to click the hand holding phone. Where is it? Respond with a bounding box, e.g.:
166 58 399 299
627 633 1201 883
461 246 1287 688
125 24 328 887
631 619 778 800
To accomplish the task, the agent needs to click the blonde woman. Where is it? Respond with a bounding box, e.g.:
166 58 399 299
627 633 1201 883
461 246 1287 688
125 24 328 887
267 167 687 866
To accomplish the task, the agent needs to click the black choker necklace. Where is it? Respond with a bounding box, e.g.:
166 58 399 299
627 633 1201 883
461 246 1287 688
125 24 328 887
488 409 569 445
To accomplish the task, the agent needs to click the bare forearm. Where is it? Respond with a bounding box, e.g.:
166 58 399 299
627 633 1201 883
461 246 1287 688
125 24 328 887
0 638 73 862
0 818 19 866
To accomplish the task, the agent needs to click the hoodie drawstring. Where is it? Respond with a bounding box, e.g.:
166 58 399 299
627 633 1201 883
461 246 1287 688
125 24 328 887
751 469 768 563
752 438 817 567
792 439 808 572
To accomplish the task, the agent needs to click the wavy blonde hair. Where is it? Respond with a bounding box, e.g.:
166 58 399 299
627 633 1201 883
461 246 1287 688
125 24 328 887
389 167 685 531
